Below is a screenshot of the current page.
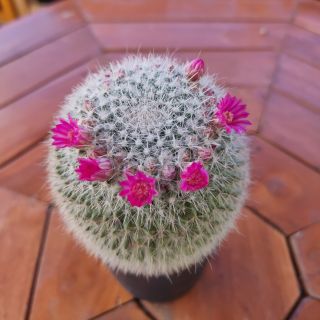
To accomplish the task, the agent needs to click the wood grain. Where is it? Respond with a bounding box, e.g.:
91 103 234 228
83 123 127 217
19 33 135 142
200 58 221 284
0 2 84 66
105 51 276 87
273 54 320 113
0 143 50 202
284 25 320 68
0 57 106 166
30 210 131 320
91 22 287 51
94 302 150 320
143 209 299 320
77 0 295 22
261 92 320 170
291 223 320 298
290 297 320 320
294 0 320 35
249 137 320 234
0 27 100 108
0 188 46 320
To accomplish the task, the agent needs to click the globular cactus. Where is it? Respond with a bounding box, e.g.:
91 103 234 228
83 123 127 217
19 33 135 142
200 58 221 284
48 55 251 276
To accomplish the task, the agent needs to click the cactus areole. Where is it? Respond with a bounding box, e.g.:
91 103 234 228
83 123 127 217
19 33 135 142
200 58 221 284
48 55 250 289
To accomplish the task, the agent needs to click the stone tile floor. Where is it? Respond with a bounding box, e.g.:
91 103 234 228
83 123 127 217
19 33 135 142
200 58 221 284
0 0 319 319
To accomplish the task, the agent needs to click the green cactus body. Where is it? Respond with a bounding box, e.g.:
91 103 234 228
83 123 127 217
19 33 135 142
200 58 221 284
48 55 250 276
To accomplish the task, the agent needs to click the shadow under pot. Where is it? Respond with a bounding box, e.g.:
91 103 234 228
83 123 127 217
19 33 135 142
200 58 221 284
111 262 206 302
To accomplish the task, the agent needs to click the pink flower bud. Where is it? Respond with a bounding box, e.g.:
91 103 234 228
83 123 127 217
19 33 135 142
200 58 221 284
145 158 158 175
198 147 214 161
203 87 214 96
84 100 92 111
187 58 205 81
162 164 177 180
117 69 125 79
203 126 216 138
76 157 113 182
182 150 192 162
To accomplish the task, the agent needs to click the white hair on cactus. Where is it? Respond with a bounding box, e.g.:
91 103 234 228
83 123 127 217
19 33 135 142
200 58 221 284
47 54 250 276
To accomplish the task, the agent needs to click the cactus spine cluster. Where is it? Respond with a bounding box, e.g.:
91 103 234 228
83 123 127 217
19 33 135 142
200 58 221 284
48 55 250 276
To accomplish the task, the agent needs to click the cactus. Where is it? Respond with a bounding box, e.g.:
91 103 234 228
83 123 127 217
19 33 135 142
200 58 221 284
48 55 250 276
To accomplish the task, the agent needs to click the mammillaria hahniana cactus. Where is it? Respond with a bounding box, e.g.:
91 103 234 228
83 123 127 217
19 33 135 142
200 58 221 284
48 55 251 276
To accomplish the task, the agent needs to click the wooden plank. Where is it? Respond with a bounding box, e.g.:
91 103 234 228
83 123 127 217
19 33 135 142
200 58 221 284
274 54 320 113
284 25 320 68
30 210 131 320
77 0 295 22
94 302 150 320
0 27 100 108
105 51 277 87
91 22 287 51
143 209 299 320
294 0 320 35
0 187 46 320
290 297 320 320
0 1 85 66
0 56 106 166
249 137 320 234
291 223 320 299
261 92 320 170
0 143 50 202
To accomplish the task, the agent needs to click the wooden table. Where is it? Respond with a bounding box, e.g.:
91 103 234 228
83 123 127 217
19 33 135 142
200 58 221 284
0 1 319 319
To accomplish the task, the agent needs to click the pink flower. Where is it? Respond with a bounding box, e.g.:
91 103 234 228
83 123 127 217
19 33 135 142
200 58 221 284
180 162 209 192
187 58 205 81
52 114 91 148
76 157 113 181
119 171 158 207
215 94 251 134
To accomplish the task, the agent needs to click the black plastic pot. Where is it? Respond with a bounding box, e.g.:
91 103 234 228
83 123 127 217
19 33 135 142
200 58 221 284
112 262 205 302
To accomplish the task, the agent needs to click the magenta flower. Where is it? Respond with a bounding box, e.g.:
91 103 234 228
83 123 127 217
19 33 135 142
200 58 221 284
187 58 205 81
76 157 113 181
52 114 91 148
180 162 209 192
119 171 158 207
215 94 251 134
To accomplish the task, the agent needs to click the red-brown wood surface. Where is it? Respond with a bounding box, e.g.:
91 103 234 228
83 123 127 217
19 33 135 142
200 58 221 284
291 297 320 320
0 0 319 319
144 210 299 320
